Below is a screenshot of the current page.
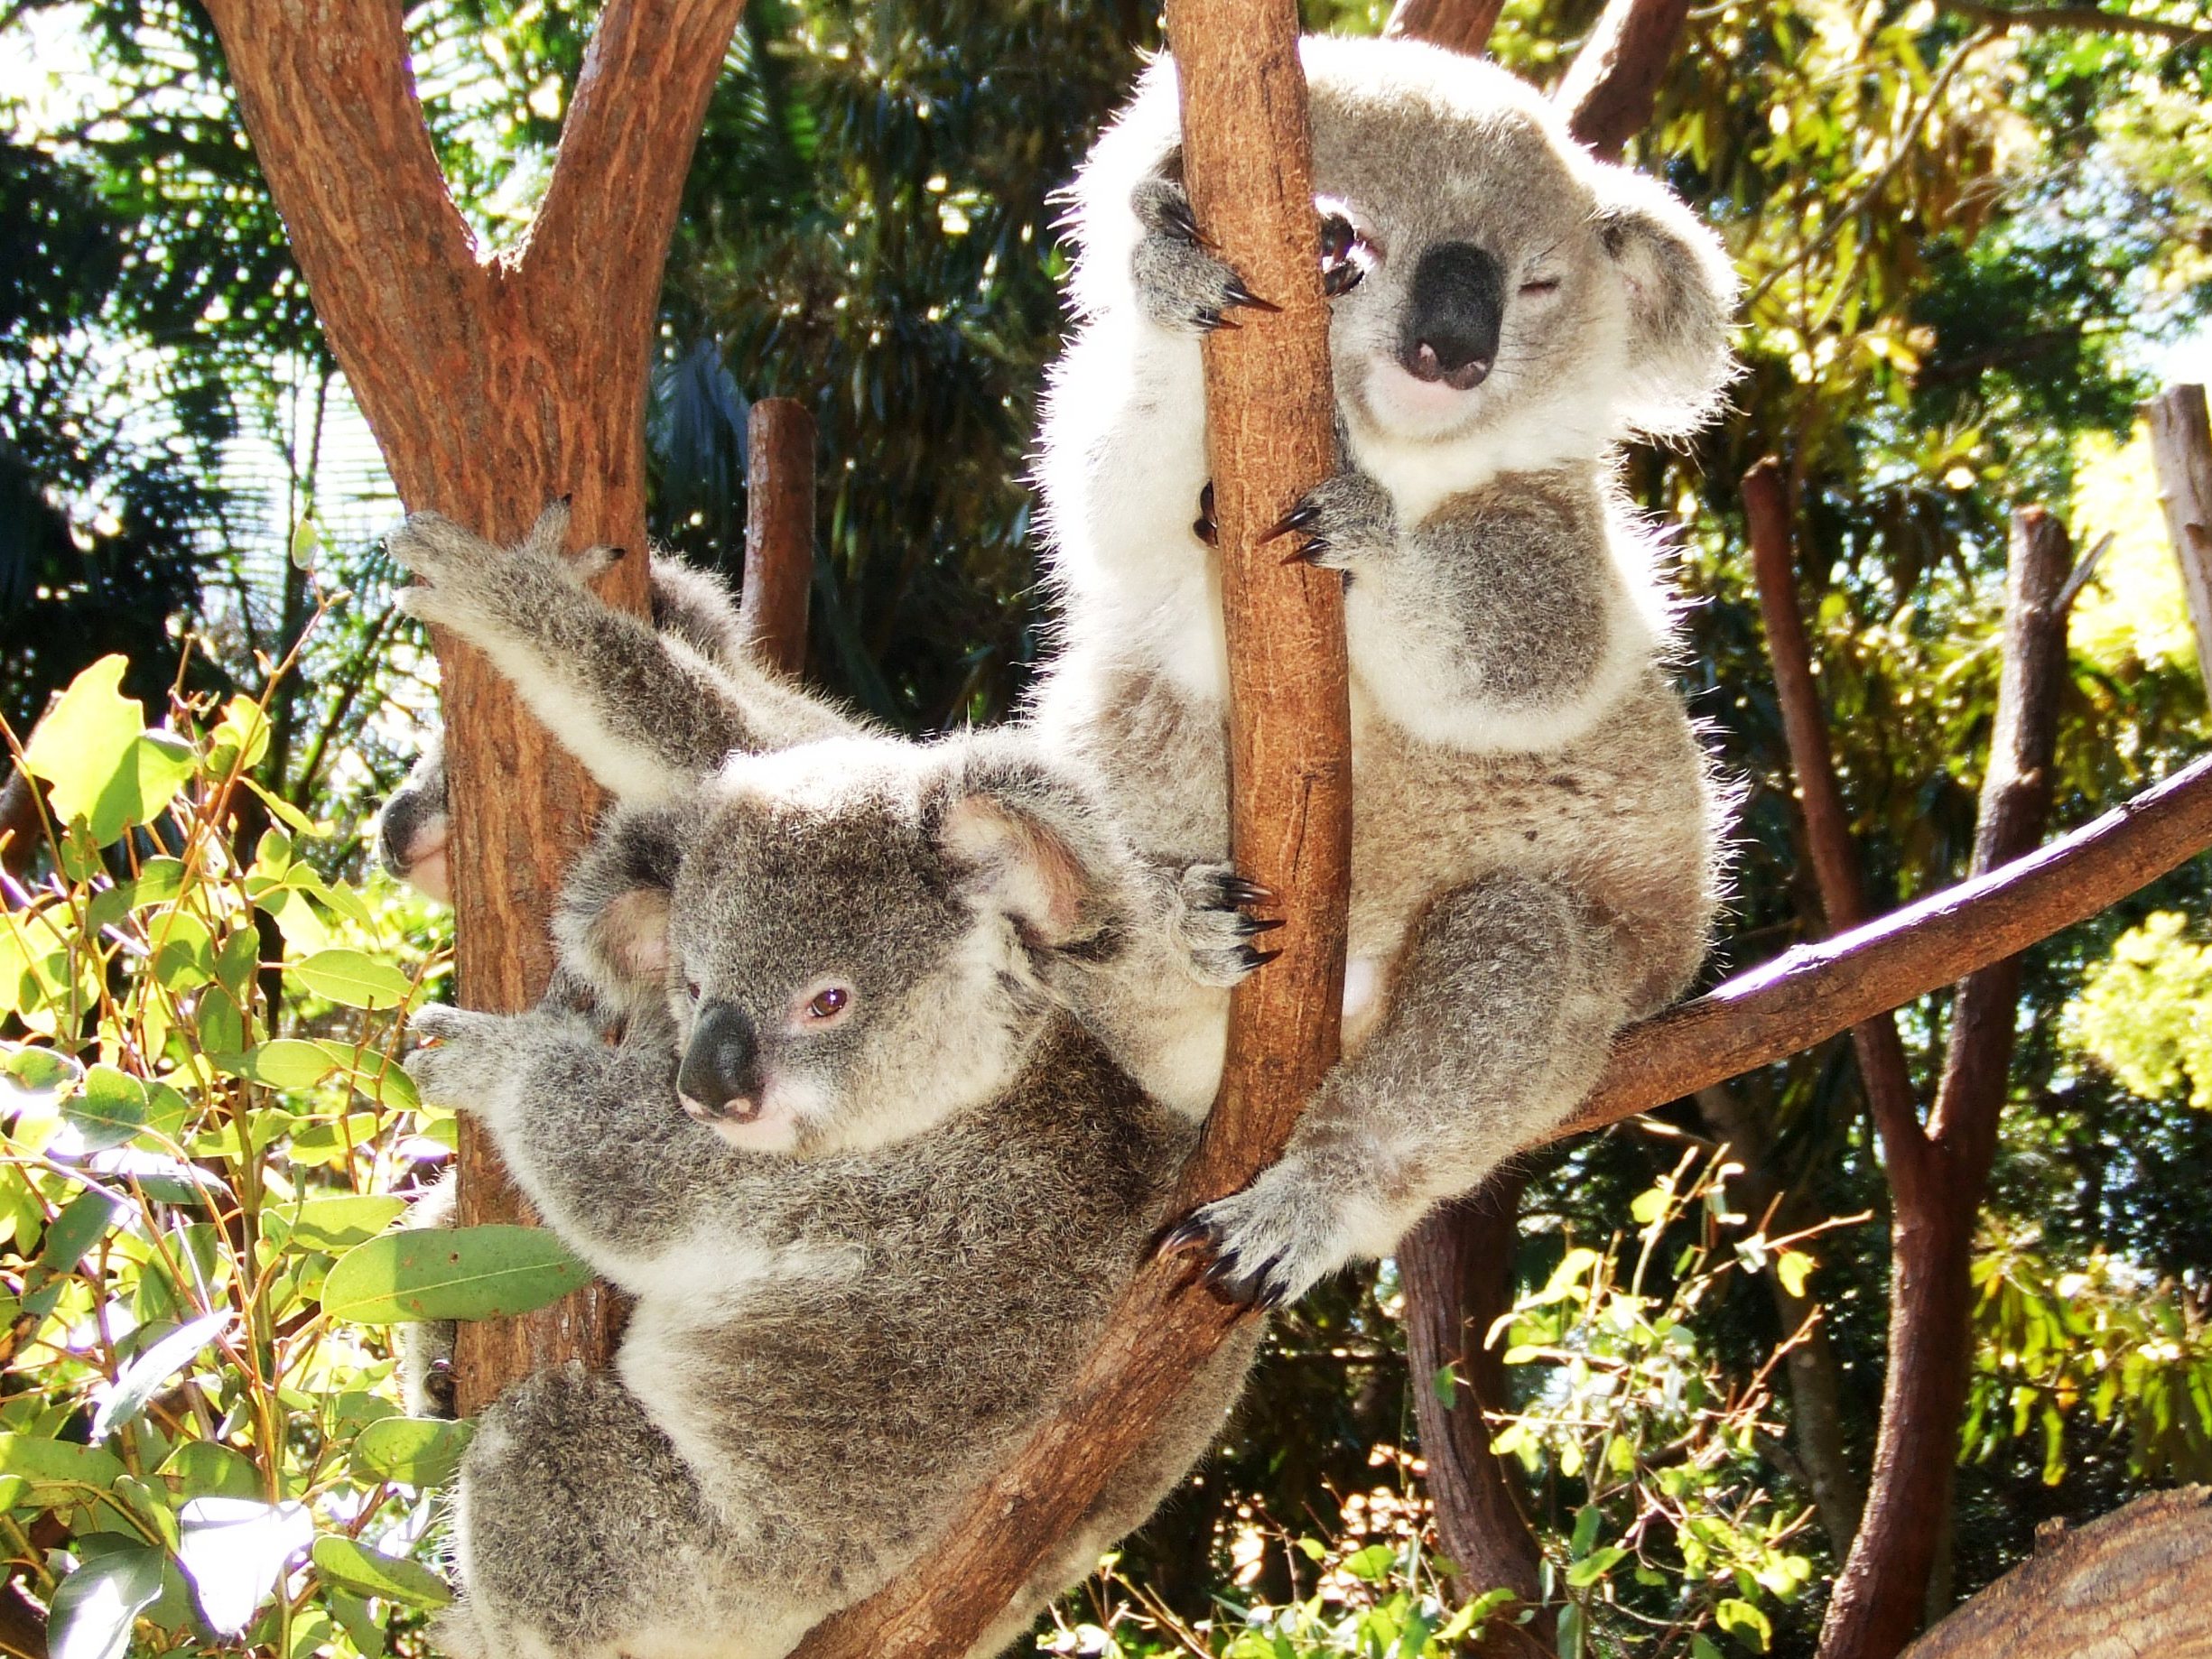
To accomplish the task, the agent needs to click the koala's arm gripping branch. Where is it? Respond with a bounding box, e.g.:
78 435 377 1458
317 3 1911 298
782 5 1349 1655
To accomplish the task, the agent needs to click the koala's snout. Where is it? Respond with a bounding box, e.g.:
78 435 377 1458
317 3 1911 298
1400 242 1503 390
678 1000 765 1122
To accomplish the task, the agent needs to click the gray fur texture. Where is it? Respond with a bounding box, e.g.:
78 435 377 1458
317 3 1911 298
406 734 1255 1659
381 508 1269 1117
1026 35 1739 1303
372 502 850 900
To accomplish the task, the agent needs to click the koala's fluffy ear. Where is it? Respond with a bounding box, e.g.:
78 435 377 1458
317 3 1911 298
1590 166 1739 439
554 804 685 1000
932 744 1122 952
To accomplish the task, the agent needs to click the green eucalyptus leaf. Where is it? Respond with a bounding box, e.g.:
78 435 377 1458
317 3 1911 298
0 1432 126 1502
155 1441 262 1502
292 949 413 1010
65 1065 147 1153
40 1188 123 1272
287 1195 408 1254
321 1225 592 1323
310 1536 453 1609
350 1415 474 1488
176 1497 312 1636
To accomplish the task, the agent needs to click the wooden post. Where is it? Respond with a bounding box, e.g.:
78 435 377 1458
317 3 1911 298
739 398 817 678
2148 384 2212 681
203 0 750 1413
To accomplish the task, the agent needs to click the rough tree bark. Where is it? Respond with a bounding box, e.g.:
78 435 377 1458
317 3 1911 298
782 4 1352 1653
202 0 750 1413
2149 384 2212 679
739 397 817 677
1898 1488 2212 1658
1819 509 2075 1659
1382 0 1507 56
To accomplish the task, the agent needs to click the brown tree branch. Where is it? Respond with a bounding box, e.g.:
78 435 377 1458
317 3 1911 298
784 5 1349 1654
206 0 748 1415
1399 1182 1551 1652
739 398 817 678
1743 459 1929 1194
1561 744 2212 1136
1555 0 1693 162
1821 508 2074 1659
1934 0 2208 44
1381 0 1508 57
2148 384 2212 678
1900 1488 2212 1657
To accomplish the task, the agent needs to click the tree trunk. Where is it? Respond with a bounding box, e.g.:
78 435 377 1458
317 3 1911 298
1821 509 2074 1659
2148 384 2212 680
739 397 817 676
204 0 751 1413
1901 1488 2212 1658
782 3 1352 1651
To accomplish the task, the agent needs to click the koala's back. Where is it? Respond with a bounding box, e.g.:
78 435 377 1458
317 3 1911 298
622 1022 1210 1608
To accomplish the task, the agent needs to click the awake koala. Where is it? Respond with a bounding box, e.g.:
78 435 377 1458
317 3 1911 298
382 507 1269 1118
407 733 1256 1659
1026 36 1739 1302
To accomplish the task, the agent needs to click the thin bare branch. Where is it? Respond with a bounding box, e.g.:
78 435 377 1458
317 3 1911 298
1556 0 1693 162
1383 0 1509 57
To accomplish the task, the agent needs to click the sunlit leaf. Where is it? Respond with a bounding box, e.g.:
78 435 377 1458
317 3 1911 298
65 1065 146 1153
293 948 414 1010
47 1543 164 1659
0 1433 126 1502
155 1441 262 1502
321 1224 592 1323
286 1195 408 1254
93 1311 232 1441
175 1497 312 1635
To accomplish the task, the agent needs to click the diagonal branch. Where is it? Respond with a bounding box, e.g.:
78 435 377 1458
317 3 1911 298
1382 0 1509 57
1562 745 2212 1136
785 2 1350 1652
1555 0 1694 161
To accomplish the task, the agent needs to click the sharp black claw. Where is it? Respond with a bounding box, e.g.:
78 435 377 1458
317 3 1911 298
1199 310 1239 332
1219 875 1273 906
1194 480 1218 547
1222 276 1282 315
1240 946 1285 971
1162 193 1201 245
606 546 630 562
1281 534 1332 567
1155 1219 1215 1259
1262 499 1324 543
1238 915 1287 937
1254 1280 1288 1311
557 492 575 507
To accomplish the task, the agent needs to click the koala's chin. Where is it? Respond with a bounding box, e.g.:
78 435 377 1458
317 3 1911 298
1357 360 1491 442
681 1081 813 1156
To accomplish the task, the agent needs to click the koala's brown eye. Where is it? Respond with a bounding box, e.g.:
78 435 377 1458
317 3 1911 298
806 986 850 1020
1520 279 1561 299
1316 209 1371 297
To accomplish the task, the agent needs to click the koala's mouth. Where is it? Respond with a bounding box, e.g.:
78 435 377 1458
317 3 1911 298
1360 358 1493 440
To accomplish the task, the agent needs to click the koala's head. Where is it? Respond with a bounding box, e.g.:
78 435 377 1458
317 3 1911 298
553 733 1131 1159
1077 37 1737 458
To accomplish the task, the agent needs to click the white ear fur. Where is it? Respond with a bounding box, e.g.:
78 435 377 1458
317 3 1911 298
938 794 1092 948
596 888 672 980
1590 166 1739 440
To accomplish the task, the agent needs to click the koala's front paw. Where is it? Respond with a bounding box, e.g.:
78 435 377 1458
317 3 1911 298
1158 1157 1361 1310
388 500 618 635
1269 470 1398 576
403 1005 514 1109
1131 178 1278 334
1173 862 1281 987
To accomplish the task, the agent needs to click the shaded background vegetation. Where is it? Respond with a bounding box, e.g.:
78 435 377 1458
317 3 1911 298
5 0 2212 1654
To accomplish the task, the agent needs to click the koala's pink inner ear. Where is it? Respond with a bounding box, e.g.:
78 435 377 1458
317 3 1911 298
940 794 1090 947
599 888 673 980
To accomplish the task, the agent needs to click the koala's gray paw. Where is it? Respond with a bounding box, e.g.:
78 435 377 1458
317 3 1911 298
403 1005 512 1108
1173 863 1280 987
1271 470 1399 574
1131 178 1278 334
1158 1158 1356 1310
388 499 619 632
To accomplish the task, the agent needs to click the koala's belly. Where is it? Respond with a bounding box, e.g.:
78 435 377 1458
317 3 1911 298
1345 675 1720 1015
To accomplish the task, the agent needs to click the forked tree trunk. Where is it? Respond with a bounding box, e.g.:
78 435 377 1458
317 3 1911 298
203 0 750 1412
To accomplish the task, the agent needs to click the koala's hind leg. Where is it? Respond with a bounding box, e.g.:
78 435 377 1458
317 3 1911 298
1168 873 1625 1307
448 1361 754 1659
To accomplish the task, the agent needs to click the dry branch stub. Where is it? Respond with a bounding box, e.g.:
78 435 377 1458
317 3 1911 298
1556 0 1695 161
740 397 817 679
2148 384 2212 681
782 5 1347 1654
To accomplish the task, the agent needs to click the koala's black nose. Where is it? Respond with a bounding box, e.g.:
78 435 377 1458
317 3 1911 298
1400 242 1504 391
678 1001 762 1119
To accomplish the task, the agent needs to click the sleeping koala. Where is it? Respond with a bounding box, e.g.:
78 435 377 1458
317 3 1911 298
1025 35 1739 1303
406 733 1258 1659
